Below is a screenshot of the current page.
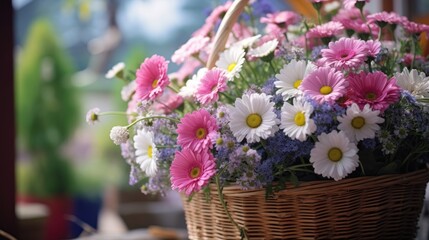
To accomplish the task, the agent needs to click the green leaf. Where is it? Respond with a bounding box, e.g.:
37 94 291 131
187 192 195 202
289 172 300 187
203 186 211 203
264 184 274 199
377 162 399 175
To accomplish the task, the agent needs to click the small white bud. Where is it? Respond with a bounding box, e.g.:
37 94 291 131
105 62 125 79
110 126 129 145
86 108 100 125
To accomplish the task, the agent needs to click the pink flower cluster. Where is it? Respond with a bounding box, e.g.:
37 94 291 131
172 109 218 195
299 37 399 111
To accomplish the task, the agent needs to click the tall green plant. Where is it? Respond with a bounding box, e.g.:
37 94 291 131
16 19 80 197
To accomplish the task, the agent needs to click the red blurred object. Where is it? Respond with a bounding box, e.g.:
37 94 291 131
18 195 72 240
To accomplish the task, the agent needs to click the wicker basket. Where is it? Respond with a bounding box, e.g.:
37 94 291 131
181 0 429 239
182 169 429 239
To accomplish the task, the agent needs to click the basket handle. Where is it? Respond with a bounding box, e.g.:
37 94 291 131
206 0 250 69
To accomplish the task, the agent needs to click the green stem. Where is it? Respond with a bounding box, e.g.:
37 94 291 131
359 161 366 176
417 98 429 103
245 61 258 79
245 6 256 34
99 111 131 116
287 163 313 170
220 92 236 103
359 9 374 40
378 27 383 41
268 61 277 73
411 36 417 69
290 168 314 174
193 54 206 66
215 175 248 240
126 115 180 130
303 20 310 60
367 61 373 73
238 72 251 88
168 85 180 93
155 145 179 149
316 9 322 25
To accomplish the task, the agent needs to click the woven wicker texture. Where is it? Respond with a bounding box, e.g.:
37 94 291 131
182 169 429 239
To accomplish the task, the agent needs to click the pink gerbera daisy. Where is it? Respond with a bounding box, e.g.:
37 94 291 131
343 0 370 9
401 53 426 67
300 67 347 104
261 11 301 26
307 21 344 39
170 149 216 196
333 8 379 37
402 20 429 35
347 71 401 111
366 40 381 58
136 55 170 101
320 37 368 70
333 8 363 23
261 11 301 34
177 109 218 152
367 12 406 26
196 68 228 105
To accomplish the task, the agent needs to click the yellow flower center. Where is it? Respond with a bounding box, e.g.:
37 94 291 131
328 147 343 162
190 167 201 179
293 79 302 89
294 112 306 126
227 62 237 72
246 113 262 128
147 146 153 158
365 92 376 100
351 116 365 129
242 146 250 152
195 128 207 139
152 79 159 88
319 86 332 95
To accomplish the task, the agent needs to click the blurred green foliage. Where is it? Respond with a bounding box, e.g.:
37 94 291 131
16 19 80 197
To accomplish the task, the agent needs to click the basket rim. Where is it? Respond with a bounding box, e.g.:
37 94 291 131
210 168 429 197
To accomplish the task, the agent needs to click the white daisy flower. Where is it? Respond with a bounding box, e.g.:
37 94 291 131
215 46 245 80
323 1 340 12
274 60 316 100
179 68 207 98
121 80 136 101
337 103 384 142
228 93 279 143
232 35 261 49
248 39 278 58
86 107 100 125
105 62 125 79
280 97 316 141
134 129 158 177
310 130 359 181
394 68 429 99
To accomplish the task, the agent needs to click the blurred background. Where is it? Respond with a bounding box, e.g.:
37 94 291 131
2 0 429 239
12 1 290 239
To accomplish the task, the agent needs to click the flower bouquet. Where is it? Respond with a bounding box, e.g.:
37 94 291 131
88 0 429 238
